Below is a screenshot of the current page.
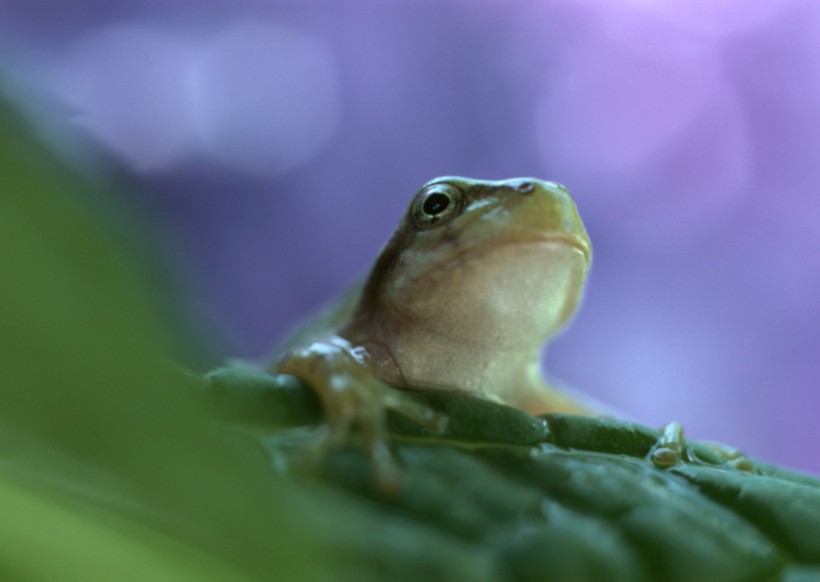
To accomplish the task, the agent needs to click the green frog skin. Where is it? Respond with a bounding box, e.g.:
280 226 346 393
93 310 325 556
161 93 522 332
273 177 593 485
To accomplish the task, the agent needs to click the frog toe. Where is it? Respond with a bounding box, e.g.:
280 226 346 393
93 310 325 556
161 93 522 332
648 422 687 468
383 390 448 434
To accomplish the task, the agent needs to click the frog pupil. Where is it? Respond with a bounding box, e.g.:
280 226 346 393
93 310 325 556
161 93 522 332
423 193 450 216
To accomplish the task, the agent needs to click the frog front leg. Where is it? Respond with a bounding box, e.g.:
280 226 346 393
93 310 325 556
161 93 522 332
277 338 447 490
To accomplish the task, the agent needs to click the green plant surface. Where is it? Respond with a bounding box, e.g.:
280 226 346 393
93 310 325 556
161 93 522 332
205 368 820 582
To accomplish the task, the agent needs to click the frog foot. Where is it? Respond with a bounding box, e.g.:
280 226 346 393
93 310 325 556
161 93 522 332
278 341 447 491
648 422 755 471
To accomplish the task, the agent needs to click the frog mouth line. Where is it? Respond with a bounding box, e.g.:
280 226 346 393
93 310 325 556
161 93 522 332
415 234 591 281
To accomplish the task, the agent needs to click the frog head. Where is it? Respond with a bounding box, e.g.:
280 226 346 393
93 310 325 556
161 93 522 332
351 177 591 352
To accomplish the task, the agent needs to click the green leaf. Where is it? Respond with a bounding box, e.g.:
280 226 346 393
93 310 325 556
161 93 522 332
0 91 327 580
207 368 820 581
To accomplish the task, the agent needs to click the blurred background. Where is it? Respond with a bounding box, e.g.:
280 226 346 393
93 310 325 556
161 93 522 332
2 0 818 474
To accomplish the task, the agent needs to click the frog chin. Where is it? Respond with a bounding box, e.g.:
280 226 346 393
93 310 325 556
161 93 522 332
389 239 588 350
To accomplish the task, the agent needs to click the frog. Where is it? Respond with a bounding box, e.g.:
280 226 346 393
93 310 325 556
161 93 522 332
272 177 596 487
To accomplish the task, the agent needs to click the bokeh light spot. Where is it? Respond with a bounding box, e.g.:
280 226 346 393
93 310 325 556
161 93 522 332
536 26 750 249
621 0 794 38
54 23 197 172
190 21 341 177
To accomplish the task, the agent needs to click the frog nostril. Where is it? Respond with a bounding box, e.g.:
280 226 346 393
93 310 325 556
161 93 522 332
517 181 535 194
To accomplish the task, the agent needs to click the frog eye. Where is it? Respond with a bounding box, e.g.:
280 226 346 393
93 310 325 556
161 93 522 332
412 183 463 230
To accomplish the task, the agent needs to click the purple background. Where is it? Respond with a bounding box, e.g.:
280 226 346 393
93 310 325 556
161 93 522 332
3 0 819 474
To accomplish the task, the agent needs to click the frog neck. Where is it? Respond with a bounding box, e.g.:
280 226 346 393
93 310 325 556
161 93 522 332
357 323 547 405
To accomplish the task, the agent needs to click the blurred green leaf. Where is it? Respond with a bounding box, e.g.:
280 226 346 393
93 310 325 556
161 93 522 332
0 91 326 580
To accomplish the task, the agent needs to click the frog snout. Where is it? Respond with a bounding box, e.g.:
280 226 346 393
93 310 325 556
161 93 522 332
504 179 592 261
